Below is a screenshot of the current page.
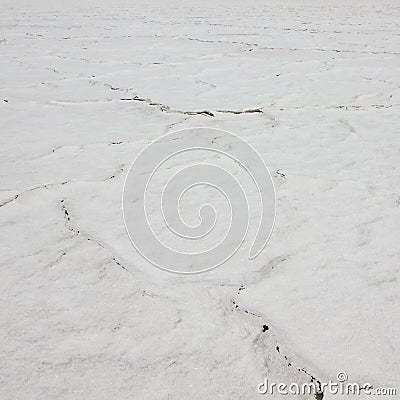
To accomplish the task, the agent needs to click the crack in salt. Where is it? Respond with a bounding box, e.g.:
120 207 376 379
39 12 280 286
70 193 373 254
60 199 128 272
233 265 325 399
0 181 69 209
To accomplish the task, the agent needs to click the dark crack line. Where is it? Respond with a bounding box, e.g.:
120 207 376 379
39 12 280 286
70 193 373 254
95 81 266 117
44 250 68 270
60 199 128 272
102 163 126 181
268 104 400 111
257 45 400 57
232 257 325 399
123 95 215 117
0 181 69 209
30 140 150 160
123 94 266 117
115 84 398 116
0 194 19 208
164 116 190 133
232 295 324 398
216 108 263 114
184 35 258 49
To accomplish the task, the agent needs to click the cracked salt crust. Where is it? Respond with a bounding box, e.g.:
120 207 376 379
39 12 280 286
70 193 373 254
1 0 399 399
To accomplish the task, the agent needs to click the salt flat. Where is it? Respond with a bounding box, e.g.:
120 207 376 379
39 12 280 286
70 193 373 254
1 0 399 399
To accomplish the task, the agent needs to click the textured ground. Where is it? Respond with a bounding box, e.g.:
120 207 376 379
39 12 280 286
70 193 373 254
1 0 399 399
